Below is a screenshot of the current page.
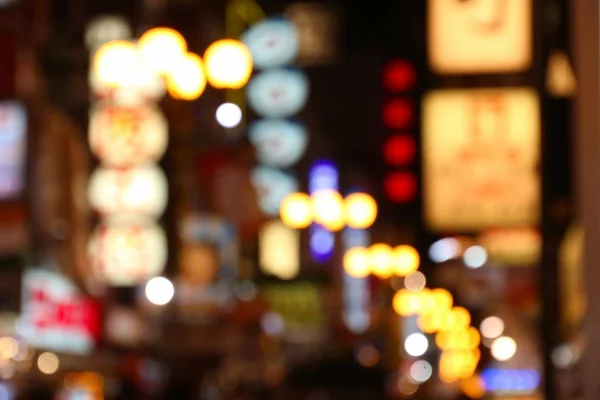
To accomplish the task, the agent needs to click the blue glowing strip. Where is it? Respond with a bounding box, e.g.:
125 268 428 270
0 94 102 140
308 160 338 263
341 227 370 334
481 369 541 393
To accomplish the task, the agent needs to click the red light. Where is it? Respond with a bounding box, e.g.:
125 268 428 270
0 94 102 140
383 60 416 92
384 172 417 203
383 99 413 129
383 135 416 166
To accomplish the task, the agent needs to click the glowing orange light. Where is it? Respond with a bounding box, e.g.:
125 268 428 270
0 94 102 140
92 40 139 88
383 60 416 92
383 98 413 129
461 375 485 399
343 247 371 278
430 288 454 311
383 134 416 166
384 172 417 203
418 310 447 333
440 307 472 332
166 52 207 100
393 289 423 316
344 193 378 229
311 190 345 232
392 245 420 276
280 192 313 229
369 243 394 278
204 39 253 89
138 27 187 76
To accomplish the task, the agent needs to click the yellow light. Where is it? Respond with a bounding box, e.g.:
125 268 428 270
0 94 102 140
418 310 446 333
344 193 377 229
461 375 485 399
369 243 394 278
37 352 60 375
436 327 480 351
430 288 453 311
440 307 471 331
393 289 422 316
92 40 139 88
280 192 313 229
138 27 188 76
393 245 420 276
343 247 371 278
311 190 345 232
418 289 436 314
440 350 480 381
204 39 253 89
166 52 207 101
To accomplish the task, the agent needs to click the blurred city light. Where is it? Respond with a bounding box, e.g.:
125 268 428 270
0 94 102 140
92 40 139 88
247 69 309 118
428 238 461 263
145 277 175 306
216 102 242 128
409 360 432 383
384 171 417 203
480 368 541 393
356 345 379 368
392 245 420 276
382 59 416 92
418 310 446 334
37 352 59 375
249 120 308 167
204 39 253 89
0 337 17 359
311 189 345 232
463 245 488 268
85 16 132 50
439 307 471 332
404 271 426 292
480 316 505 339
138 27 188 76
404 333 428 357
259 220 300 280
430 288 454 311
343 247 371 278
166 52 207 100
491 336 517 361
309 225 335 262
280 192 313 229
308 160 339 192
382 99 413 129
369 243 394 278
460 375 485 399
344 193 377 229
242 18 299 69
383 134 416 166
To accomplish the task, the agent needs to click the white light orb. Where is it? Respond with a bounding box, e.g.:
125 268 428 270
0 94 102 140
463 245 488 268
88 165 168 219
248 119 308 167
491 336 517 361
409 360 432 383
480 316 505 339
145 277 175 306
251 166 299 216
247 69 309 118
429 238 461 263
404 333 429 357
242 18 299 69
85 16 132 50
88 105 168 167
37 352 59 375
216 103 242 128
88 221 168 287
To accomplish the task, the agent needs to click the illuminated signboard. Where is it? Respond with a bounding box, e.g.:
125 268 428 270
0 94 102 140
259 220 300 280
0 101 26 200
427 0 532 74
18 269 101 355
423 88 540 232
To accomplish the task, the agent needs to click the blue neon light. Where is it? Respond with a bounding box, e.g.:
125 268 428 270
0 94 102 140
481 369 541 393
308 160 339 194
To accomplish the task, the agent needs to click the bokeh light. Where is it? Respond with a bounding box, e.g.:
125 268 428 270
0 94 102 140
369 243 394 278
311 190 345 232
166 52 206 100
37 352 59 375
404 271 426 292
480 316 505 339
383 134 416 166
383 60 416 92
418 310 446 334
463 245 488 268
393 289 423 316
430 288 454 311
93 40 139 88
404 333 428 357
343 247 371 278
280 192 313 229
491 336 517 361
356 345 380 367
384 172 417 203
461 375 486 399
145 276 175 306
216 102 242 128
383 99 413 129
138 27 187 76
429 238 461 263
440 307 471 331
344 193 378 229
392 245 420 276
409 360 432 383
204 39 253 89
0 337 17 359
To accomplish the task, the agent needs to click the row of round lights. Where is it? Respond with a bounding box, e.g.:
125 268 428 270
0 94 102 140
343 243 419 278
280 190 378 231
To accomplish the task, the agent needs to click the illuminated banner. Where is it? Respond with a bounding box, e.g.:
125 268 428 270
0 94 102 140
18 269 101 355
423 88 540 232
0 101 26 200
427 0 531 74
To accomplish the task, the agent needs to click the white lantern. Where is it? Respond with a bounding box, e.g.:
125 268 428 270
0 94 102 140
251 166 299 216
88 165 168 219
242 18 299 70
247 69 309 118
248 119 308 167
88 221 168 286
88 104 168 167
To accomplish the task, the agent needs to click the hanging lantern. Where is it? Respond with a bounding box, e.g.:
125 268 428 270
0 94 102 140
251 166 299 216
247 69 309 118
248 119 308 167
88 105 168 167
88 165 168 219
203 39 253 89
88 221 168 286
242 18 299 70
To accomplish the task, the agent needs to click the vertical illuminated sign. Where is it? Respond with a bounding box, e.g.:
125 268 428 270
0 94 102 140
341 227 370 334
308 160 337 263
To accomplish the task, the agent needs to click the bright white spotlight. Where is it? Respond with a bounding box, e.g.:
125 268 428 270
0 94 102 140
463 245 488 268
216 102 242 128
491 336 517 361
404 333 429 357
145 277 175 306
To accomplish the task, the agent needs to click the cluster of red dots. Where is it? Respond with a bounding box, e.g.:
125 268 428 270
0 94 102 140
381 59 417 203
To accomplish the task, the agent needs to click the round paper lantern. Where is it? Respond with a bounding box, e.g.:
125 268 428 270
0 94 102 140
247 69 309 118
89 105 168 167
137 27 187 76
88 165 168 219
166 52 207 100
251 166 299 216
203 39 253 89
88 221 167 286
248 119 308 167
280 192 312 229
344 193 378 229
242 18 299 69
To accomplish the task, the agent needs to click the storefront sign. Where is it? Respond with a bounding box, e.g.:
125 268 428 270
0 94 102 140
423 88 540 232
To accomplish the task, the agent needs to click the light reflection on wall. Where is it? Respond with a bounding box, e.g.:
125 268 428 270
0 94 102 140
308 160 338 263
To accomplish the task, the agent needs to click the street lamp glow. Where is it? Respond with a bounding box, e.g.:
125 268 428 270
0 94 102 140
216 103 242 128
